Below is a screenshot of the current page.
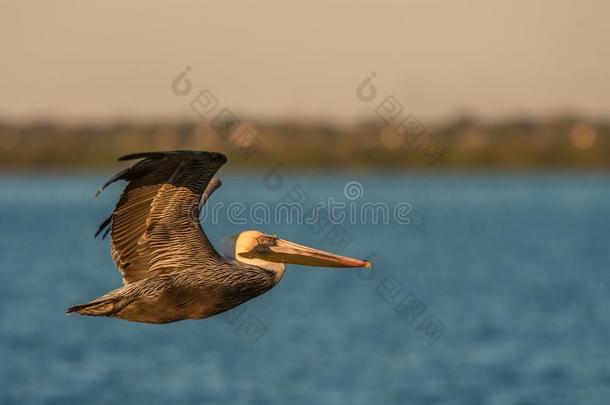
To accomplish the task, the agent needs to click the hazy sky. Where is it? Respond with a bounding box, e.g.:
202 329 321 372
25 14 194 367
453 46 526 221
1 0 609 123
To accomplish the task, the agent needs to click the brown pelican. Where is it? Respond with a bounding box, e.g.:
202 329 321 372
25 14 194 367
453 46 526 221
67 151 371 324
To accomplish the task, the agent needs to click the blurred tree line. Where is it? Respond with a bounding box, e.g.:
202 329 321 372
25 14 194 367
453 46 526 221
0 116 608 170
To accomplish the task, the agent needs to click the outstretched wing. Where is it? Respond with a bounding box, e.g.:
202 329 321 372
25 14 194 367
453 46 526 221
95 150 228 284
94 177 223 240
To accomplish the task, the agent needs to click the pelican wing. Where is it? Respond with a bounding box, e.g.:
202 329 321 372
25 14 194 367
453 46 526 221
96 150 228 284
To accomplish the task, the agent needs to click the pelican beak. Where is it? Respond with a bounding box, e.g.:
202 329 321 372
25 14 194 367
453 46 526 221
247 235 371 269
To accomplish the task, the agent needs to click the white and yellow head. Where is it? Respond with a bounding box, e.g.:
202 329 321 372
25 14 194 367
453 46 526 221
233 230 371 276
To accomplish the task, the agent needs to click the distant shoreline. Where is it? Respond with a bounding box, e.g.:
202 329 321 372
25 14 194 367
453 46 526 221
1 116 609 170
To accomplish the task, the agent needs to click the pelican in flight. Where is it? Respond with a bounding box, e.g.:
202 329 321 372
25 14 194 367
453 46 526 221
67 151 370 324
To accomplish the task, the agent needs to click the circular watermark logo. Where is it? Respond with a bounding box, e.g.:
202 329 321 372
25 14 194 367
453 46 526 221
344 181 364 200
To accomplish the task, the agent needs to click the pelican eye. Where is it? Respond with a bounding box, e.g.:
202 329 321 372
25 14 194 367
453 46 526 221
256 235 277 247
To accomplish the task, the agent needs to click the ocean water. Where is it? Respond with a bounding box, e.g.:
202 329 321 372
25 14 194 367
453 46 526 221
0 173 609 404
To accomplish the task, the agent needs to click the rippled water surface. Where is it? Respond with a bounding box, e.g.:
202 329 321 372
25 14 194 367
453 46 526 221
1 173 609 404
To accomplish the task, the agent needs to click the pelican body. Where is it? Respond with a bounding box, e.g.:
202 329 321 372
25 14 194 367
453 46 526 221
67 151 370 324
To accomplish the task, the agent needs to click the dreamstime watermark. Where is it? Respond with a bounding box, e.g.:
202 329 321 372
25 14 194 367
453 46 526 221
356 72 448 165
221 305 268 345
258 166 422 256
190 180 421 227
171 66 262 159
354 251 446 345
376 274 446 345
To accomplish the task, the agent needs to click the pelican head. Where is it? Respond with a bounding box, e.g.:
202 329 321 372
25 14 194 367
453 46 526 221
234 230 371 273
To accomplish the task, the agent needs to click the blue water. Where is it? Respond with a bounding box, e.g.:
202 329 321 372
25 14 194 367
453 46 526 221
1 173 609 404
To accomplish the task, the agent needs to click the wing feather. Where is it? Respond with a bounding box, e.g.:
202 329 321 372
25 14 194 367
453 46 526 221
96 150 228 284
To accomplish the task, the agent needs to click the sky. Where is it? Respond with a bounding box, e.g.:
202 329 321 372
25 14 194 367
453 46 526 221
1 0 609 123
